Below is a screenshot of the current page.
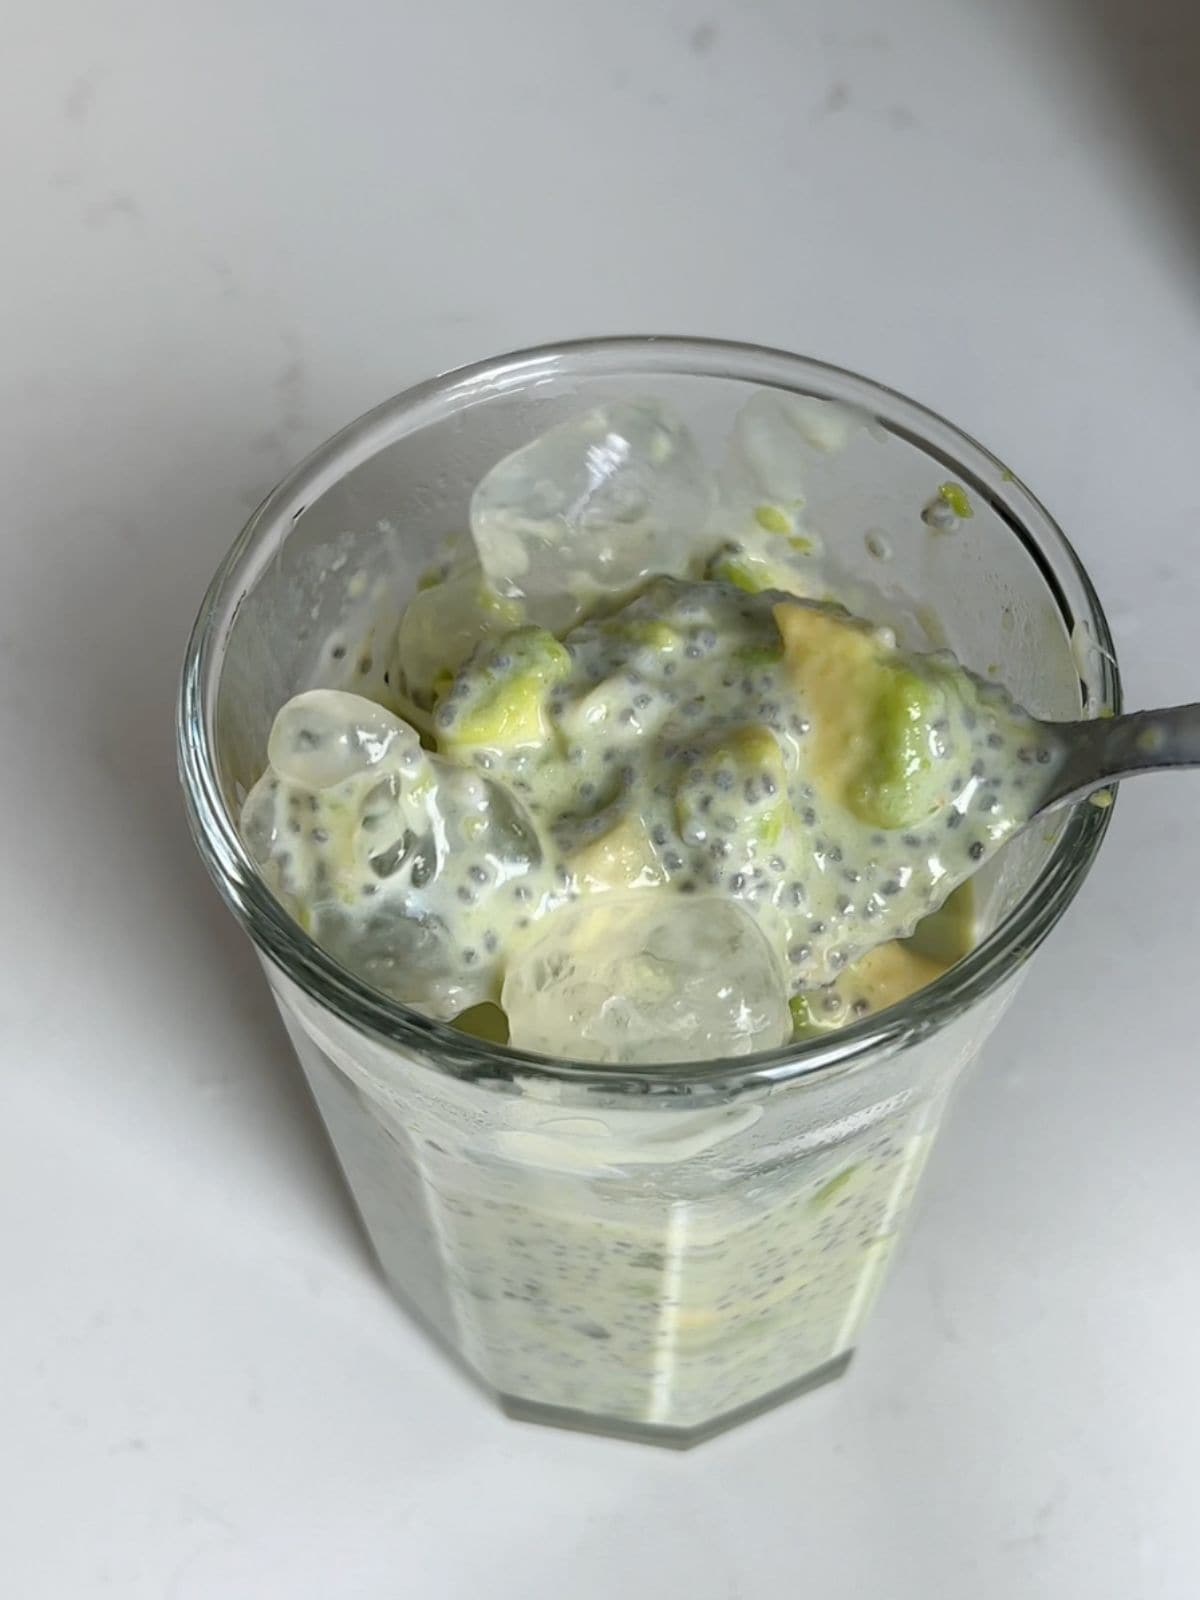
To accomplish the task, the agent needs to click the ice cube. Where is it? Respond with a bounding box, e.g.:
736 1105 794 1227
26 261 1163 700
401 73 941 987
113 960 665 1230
725 393 814 507
315 903 487 1020
267 690 420 791
501 893 791 1064
711 391 867 546
439 764 543 883
418 526 478 588
470 401 715 628
241 690 546 1013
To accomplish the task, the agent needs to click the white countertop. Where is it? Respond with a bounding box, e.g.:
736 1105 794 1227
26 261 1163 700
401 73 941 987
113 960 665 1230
3 2 1199 1595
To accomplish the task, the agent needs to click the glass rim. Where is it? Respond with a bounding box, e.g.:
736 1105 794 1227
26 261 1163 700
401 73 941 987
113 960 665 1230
177 333 1119 1096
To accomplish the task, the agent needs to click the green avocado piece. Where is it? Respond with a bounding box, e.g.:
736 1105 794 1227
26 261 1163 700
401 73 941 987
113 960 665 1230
938 481 974 519
442 626 570 751
849 666 946 828
753 503 795 535
614 618 683 654
707 547 776 595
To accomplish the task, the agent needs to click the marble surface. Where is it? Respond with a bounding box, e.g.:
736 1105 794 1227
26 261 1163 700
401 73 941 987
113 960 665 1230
2 1 1198 1595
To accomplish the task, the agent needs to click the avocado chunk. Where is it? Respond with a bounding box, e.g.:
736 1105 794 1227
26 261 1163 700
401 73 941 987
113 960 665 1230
569 812 665 891
707 547 775 595
937 481 974 519
852 666 945 828
613 618 682 655
705 532 818 600
439 626 570 753
774 601 951 829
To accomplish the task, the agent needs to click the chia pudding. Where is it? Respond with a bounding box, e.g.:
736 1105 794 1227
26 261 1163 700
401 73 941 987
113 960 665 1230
230 391 1080 1437
243 575 1053 1050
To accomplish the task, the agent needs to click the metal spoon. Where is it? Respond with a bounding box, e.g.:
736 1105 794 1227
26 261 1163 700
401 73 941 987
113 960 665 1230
1033 703 1200 813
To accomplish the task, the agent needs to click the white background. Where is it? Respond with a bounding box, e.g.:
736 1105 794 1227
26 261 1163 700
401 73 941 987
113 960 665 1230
3 2 1199 1595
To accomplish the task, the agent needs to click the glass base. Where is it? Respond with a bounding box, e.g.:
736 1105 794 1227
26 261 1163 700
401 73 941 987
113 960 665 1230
498 1351 853 1449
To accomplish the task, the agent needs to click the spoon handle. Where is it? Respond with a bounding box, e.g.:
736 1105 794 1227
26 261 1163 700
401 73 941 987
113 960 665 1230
1038 702 1200 812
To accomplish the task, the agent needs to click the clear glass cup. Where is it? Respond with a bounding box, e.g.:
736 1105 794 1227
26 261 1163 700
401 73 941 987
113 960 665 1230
178 337 1118 1446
